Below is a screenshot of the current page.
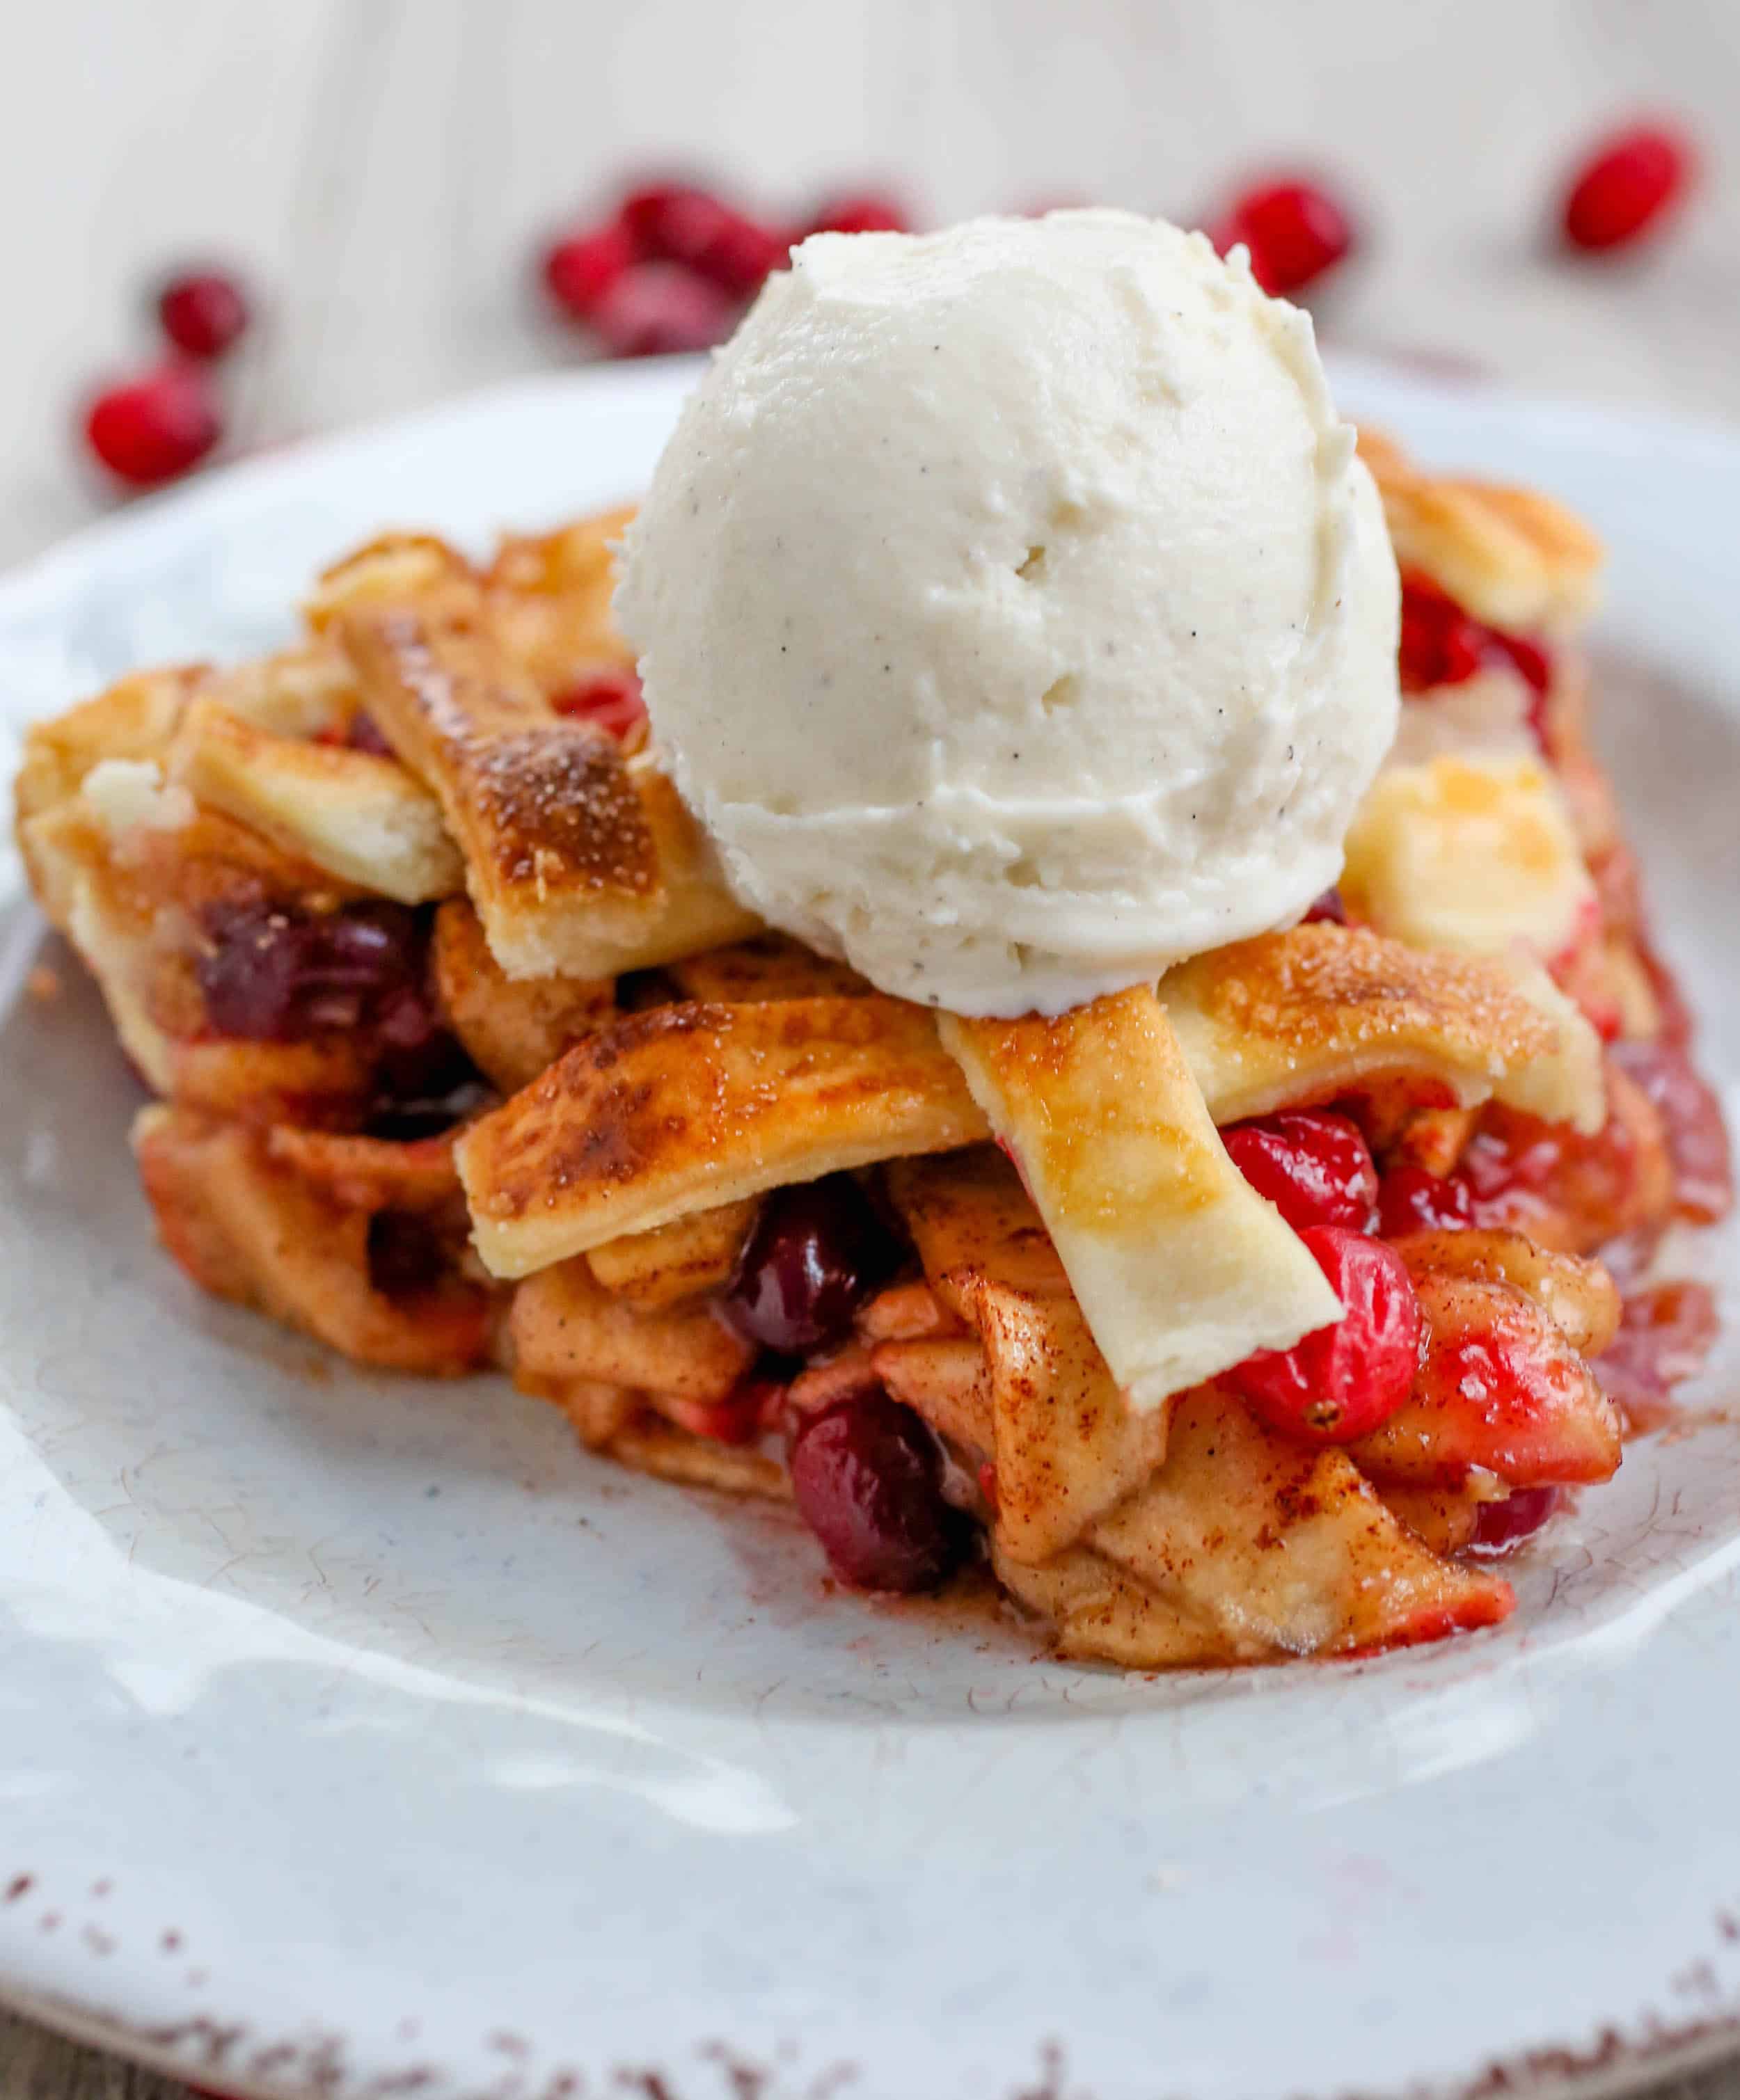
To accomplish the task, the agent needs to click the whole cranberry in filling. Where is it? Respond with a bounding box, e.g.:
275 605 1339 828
1302 886 1347 925
789 1391 968 1592
1227 1225 1421 1443
367 1211 450 1298
198 900 430 1041
1471 1486 1562 1554
1224 1109 1378 1233
1376 1163 1477 1238
724 1174 901 1353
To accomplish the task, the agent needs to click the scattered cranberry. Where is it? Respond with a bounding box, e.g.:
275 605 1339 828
1470 1485 1562 1554
1224 1109 1378 1233
1303 887 1347 925
156 269 251 360
1609 1038 1734 1223
1561 125 1694 254
1212 178 1354 297
542 222 635 321
551 669 647 740
367 1211 450 1298
588 262 736 358
724 1174 902 1353
83 366 221 488
803 191 911 237
1228 1226 1421 1443
1377 1163 1478 1239
619 182 784 295
789 1391 967 1591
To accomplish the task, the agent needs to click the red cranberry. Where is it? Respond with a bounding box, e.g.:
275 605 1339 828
1561 125 1694 253
789 1391 968 1591
542 222 635 321
197 899 428 1042
1377 1163 1478 1238
589 262 735 358
1228 1226 1421 1443
1303 887 1347 925
1212 179 1354 296
84 366 221 488
803 192 912 237
1398 573 1554 706
551 669 647 740
156 269 251 360
367 1211 450 1299
1224 1109 1378 1233
1399 573 1487 692
1609 1038 1734 1223
345 712 395 758
618 182 784 294
724 1174 902 1353
1470 1485 1562 1554
619 182 721 257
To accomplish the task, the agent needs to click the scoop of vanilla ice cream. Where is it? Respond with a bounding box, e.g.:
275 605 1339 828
615 209 1399 1015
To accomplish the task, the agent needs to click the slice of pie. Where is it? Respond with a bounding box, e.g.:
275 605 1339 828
13 431 1730 1670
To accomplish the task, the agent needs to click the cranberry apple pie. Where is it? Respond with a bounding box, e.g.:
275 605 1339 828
13 423 1727 1671
13 210 1732 1672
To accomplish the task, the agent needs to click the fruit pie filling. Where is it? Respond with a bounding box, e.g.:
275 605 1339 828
187 901 1728 1609
619 1104 1727 1598
190 895 489 1297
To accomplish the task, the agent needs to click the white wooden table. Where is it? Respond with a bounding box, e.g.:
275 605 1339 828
4 1 1739 2093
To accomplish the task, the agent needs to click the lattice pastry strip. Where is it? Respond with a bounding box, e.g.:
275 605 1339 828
940 988 1342 1411
457 995 986 1278
1357 427 1604 633
166 695 463 905
321 534 756 980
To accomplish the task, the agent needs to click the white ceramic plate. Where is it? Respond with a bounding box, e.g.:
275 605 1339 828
1 358 1738 2100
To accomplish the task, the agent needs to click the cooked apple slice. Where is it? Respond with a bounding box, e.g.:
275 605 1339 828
432 898 613 1094
1347 1266 1622 1489
1089 1388 1515 1661
585 1198 759 1310
166 696 464 905
458 996 984 1278
885 1147 1068 1309
1341 754 1597 964
962 1279 1172 1566
134 1106 493 1376
509 1255 752 1403
940 989 1340 1411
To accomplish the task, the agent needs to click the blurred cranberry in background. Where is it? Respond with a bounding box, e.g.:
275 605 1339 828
84 365 222 487
1560 123 1695 253
1211 176 1354 296
541 222 635 320
803 191 912 237
157 268 252 360
588 262 736 357
619 181 786 294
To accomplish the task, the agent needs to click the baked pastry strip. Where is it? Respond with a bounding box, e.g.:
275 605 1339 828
939 989 1340 1412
